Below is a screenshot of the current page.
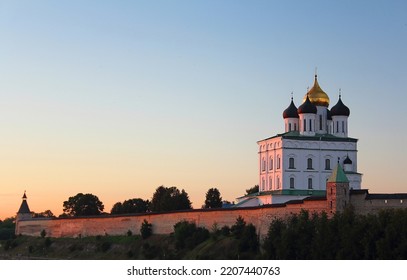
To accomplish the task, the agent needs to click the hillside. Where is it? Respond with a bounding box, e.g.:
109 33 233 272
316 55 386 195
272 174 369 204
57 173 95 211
0 234 257 260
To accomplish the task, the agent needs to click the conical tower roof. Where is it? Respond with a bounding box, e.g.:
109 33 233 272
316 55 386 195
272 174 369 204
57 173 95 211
17 191 31 214
327 163 349 183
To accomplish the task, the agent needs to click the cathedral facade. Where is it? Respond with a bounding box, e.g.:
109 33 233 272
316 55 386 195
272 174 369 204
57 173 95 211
237 75 362 206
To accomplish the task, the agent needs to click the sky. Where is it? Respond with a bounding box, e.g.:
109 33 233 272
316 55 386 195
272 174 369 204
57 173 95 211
0 0 406 219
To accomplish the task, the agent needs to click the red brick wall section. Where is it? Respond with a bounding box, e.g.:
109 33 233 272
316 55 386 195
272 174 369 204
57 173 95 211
16 198 328 238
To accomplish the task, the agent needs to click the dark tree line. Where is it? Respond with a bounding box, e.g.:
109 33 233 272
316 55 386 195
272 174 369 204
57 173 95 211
263 208 407 259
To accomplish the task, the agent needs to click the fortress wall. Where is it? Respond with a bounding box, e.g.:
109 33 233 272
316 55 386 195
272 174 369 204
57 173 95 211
350 194 407 215
16 198 328 238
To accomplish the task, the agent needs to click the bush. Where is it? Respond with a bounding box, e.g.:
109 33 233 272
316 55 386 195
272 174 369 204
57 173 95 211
238 223 258 253
221 225 231 236
231 216 246 238
221 225 230 236
0 228 15 240
140 220 152 239
99 241 111 252
44 237 52 248
127 230 133 236
40 229 47 238
173 220 209 250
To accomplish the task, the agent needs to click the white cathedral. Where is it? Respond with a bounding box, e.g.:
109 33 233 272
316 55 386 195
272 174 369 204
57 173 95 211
236 75 362 207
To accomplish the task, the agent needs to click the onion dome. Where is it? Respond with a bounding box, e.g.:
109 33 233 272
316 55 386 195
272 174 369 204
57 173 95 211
327 109 332 120
283 98 299 119
343 155 352 165
331 96 350 116
298 95 317 114
303 75 330 107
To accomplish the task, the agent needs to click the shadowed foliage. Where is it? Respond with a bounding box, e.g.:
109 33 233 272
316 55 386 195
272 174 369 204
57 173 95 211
150 186 192 212
62 193 104 217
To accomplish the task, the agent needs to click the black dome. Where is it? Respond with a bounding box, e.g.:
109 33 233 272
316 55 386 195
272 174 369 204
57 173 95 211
343 155 352 165
298 95 317 114
331 97 350 117
283 99 299 119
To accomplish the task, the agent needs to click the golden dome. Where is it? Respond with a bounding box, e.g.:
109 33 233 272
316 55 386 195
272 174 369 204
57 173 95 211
303 75 330 107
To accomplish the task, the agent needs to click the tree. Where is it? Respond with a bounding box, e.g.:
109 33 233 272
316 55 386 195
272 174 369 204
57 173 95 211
62 193 104 216
33 210 55 218
245 185 259 195
0 217 16 240
204 188 222 208
140 219 153 239
111 198 150 214
150 186 192 212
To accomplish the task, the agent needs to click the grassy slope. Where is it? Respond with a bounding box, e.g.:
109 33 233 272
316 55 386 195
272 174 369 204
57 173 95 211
0 234 258 260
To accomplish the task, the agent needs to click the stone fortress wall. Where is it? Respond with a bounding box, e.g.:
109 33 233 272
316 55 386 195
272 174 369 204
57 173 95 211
16 198 327 238
16 187 407 238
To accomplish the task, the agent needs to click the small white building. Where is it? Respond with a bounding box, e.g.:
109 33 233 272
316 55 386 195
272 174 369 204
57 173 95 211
237 75 362 207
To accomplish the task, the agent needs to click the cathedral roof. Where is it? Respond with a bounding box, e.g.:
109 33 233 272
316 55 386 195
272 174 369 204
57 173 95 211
258 131 358 143
303 75 330 107
331 96 350 117
327 164 349 183
298 95 317 114
283 98 299 119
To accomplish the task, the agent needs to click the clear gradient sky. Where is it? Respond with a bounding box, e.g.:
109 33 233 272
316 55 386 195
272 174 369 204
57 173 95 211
0 0 406 219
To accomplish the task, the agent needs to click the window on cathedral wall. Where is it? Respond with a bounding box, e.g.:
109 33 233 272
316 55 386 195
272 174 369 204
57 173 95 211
269 157 273 170
309 119 312 131
342 121 345 133
277 157 281 169
289 157 295 169
269 177 272 190
262 158 266 171
336 121 339 133
325 159 331 170
308 178 313 189
289 123 292 131
290 177 295 189
303 119 306 132
294 123 297 131
307 158 313 169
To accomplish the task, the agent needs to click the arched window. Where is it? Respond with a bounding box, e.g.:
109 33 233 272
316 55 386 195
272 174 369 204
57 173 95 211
269 157 273 170
269 177 272 190
303 119 306 131
342 121 345 133
262 158 266 171
294 123 297 131
290 177 295 189
289 123 292 131
277 156 281 169
325 159 331 170
309 119 312 131
289 157 295 169
307 158 313 169
336 121 339 133
308 178 313 189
